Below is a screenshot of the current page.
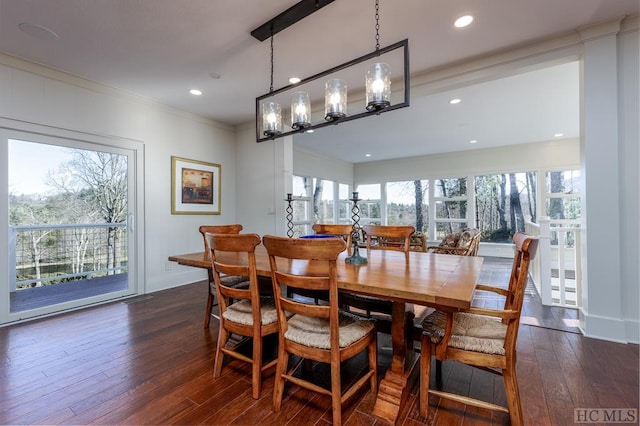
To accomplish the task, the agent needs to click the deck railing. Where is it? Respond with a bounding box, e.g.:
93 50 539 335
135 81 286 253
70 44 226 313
9 223 128 292
525 216 581 308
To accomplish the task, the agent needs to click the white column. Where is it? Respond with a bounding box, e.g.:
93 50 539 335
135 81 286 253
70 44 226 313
579 21 626 341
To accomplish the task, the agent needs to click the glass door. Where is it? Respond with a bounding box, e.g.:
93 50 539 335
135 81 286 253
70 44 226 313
1 127 143 323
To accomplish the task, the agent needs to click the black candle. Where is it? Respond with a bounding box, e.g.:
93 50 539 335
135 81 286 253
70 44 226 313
286 193 293 201
352 191 359 200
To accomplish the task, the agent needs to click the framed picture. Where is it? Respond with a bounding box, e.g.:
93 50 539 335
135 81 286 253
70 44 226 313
171 156 221 215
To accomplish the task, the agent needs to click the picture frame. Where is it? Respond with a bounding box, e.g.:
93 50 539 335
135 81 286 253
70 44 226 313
171 156 221 215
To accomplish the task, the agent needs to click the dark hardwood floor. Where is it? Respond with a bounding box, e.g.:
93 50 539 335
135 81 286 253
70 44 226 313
1 277 637 424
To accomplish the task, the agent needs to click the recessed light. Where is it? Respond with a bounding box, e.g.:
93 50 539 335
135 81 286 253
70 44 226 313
554 133 564 137
365 154 372 157
469 140 478 144
305 129 314 133
454 15 474 28
449 98 461 104
289 77 301 84
189 89 202 96
18 22 59 41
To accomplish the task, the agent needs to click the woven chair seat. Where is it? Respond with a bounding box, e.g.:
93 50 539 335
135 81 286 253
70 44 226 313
223 298 279 326
422 310 507 356
285 311 375 350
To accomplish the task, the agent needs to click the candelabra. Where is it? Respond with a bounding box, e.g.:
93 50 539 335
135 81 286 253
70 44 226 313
285 193 294 238
345 191 368 264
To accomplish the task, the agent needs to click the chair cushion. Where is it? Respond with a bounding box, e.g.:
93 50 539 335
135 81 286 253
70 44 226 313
223 298 279 326
422 310 507 356
458 229 479 249
440 232 461 248
285 311 375 349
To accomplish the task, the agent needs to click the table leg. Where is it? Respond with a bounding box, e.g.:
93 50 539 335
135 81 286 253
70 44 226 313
204 269 215 329
371 301 418 424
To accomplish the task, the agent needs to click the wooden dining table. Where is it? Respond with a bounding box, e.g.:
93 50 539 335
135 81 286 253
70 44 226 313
169 245 483 425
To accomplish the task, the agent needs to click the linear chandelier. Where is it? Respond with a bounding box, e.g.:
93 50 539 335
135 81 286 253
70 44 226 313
252 0 410 143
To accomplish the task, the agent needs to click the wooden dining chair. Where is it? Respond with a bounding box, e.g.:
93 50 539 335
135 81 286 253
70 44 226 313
362 224 416 260
262 235 377 426
341 224 416 332
199 224 249 328
205 232 279 400
419 232 539 426
312 223 354 256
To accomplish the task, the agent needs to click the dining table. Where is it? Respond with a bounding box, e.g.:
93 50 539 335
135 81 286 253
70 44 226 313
168 245 483 425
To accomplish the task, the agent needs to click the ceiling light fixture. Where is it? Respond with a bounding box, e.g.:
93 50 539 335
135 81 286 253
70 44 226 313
469 140 478 144
554 133 564 137
189 89 202 96
289 77 301 84
454 15 474 28
449 98 461 104
18 22 60 41
253 0 409 142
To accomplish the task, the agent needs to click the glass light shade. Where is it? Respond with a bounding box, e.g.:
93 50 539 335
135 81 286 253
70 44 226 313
262 101 282 137
290 91 311 130
366 63 391 111
324 79 347 121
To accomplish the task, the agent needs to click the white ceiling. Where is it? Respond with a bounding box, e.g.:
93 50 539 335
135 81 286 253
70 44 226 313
0 0 637 163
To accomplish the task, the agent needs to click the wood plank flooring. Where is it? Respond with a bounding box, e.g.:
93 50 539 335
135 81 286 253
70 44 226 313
1 279 637 425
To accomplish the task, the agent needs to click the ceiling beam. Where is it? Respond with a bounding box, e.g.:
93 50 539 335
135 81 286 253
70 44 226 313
250 0 335 42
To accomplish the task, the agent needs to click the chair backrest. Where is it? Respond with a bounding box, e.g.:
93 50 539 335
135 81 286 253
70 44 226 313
361 224 416 256
199 224 243 251
312 223 354 255
205 233 261 323
262 235 346 347
503 232 539 351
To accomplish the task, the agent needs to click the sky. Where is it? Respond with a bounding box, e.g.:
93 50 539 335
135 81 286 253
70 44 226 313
8 139 74 195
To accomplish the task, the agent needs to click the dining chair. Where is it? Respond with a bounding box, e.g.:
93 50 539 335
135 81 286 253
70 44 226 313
419 232 538 426
362 224 416 260
205 232 279 400
341 224 416 332
312 223 354 256
426 228 481 256
199 224 250 328
262 234 377 426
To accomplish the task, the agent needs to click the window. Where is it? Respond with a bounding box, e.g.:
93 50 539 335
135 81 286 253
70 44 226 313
545 169 580 248
292 175 351 236
385 180 428 232
433 178 468 239
545 170 580 222
474 172 537 242
355 184 381 225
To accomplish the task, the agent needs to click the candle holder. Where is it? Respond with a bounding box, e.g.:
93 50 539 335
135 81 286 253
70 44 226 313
285 193 294 238
346 192 367 264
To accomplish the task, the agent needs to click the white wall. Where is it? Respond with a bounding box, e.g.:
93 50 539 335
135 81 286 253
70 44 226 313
354 139 579 182
0 53 238 296
235 123 292 238
293 147 354 184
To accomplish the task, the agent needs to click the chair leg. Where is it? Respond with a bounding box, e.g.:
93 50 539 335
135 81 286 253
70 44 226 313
213 326 227 378
272 346 288 413
368 332 378 392
251 334 262 399
330 357 342 426
419 333 432 418
503 362 524 426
